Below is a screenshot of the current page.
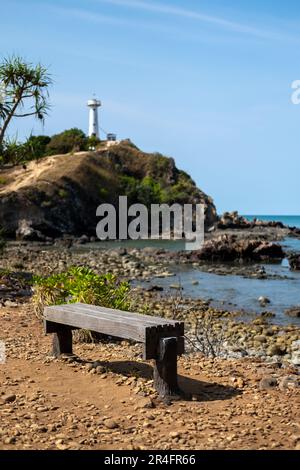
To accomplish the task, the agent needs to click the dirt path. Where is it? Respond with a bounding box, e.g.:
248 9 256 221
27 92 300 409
0 304 299 450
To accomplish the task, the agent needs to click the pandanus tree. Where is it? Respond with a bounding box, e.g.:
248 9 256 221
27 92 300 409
0 55 52 147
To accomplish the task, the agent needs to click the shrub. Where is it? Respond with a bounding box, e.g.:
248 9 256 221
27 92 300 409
119 175 162 206
46 128 88 155
0 136 27 165
25 134 51 160
87 135 100 150
32 266 132 341
0 134 51 165
57 188 68 199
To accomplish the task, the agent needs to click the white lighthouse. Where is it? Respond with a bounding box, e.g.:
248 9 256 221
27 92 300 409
87 98 101 138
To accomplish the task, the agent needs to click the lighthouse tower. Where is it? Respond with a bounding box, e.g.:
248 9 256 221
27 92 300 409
87 98 101 138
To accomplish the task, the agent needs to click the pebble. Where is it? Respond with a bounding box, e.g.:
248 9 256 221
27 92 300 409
3 436 16 444
135 398 154 409
279 376 300 391
259 377 278 390
103 419 119 429
1 394 16 404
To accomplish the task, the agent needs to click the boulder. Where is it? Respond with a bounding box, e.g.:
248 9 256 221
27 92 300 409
288 254 300 271
15 219 46 241
189 235 284 262
285 307 300 318
258 296 271 306
218 211 250 229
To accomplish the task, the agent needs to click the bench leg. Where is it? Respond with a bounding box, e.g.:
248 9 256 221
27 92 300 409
153 337 181 398
52 325 73 357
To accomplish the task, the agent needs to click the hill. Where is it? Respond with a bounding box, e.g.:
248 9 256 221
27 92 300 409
0 140 217 239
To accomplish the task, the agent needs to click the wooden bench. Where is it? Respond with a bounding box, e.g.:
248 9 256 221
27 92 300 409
43 303 184 398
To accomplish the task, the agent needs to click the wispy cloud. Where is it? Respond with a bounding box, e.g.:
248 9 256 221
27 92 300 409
96 0 276 39
47 0 298 46
49 5 192 39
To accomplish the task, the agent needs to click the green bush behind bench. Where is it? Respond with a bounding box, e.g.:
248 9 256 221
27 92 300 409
32 266 132 342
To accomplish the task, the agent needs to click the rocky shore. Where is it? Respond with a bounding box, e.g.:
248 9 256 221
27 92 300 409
0 227 300 450
1 236 300 366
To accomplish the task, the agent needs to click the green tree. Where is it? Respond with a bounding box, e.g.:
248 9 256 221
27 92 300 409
0 55 52 147
87 134 100 150
46 128 87 155
25 134 51 160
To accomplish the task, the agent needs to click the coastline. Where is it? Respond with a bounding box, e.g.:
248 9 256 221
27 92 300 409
1 222 300 365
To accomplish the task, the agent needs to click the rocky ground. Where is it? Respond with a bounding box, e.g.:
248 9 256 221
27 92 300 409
1 242 300 363
0 303 300 450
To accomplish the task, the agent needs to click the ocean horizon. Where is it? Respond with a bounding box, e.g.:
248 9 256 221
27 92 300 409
244 215 300 229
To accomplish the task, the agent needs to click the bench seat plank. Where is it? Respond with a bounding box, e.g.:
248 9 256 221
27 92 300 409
44 302 184 344
45 303 181 327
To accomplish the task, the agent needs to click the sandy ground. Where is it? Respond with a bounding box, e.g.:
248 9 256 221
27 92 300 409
0 303 299 450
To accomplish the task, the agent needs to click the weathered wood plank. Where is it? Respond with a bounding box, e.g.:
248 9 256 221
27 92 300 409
44 303 184 345
44 306 147 342
47 302 183 329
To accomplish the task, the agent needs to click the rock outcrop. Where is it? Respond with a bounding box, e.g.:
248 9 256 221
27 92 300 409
0 140 217 239
218 211 285 230
285 307 300 318
288 253 300 271
187 234 284 261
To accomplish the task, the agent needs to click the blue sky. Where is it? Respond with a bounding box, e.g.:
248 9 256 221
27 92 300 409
1 0 300 214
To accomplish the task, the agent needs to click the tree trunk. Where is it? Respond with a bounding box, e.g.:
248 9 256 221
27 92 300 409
0 98 21 147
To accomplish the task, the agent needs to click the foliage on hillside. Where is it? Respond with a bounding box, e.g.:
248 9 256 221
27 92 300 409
0 139 217 237
0 128 100 165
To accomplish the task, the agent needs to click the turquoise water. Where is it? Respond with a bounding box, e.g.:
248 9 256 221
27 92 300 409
244 215 300 229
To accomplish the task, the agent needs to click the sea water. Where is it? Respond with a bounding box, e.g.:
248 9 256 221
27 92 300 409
244 215 300 229
81 215 300 325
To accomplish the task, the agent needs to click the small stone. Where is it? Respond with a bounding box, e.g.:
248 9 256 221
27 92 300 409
4 300 18 308
143 421 153 428
267 345 284 356
4 436 16 444
92 361 102 369
1 394 16 404
279 376 300 391
259 377 278 390
55 440 68 450
253 335 267 344
96 365 105 374
37 426 48 433
136 397 154 409
103 419 119 429
191 394 200 401
169 431 180 438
